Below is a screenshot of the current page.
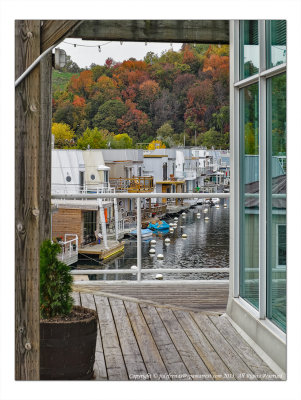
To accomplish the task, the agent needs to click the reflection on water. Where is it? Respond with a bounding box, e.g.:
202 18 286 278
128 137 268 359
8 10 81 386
74 200 229 281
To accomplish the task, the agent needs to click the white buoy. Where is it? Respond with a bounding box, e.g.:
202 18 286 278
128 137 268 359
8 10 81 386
182 212 186 216
224 204 227 208
203 209 208 213
149 248 156 254
150 240 156 246
165 238 170 243
155 274 163 280
216 204 220 208
170 228 174 233
157 253 164 259
174 217 178 221
196 212 201 217
182 233 188 238
130 265 138 276
205 216 209 221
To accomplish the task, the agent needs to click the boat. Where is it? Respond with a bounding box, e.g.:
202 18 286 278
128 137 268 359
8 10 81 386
130 228 153 238
148 220 170 231
205 197 221 206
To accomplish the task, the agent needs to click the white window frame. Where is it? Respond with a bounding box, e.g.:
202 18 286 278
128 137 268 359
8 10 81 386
232 20 287 321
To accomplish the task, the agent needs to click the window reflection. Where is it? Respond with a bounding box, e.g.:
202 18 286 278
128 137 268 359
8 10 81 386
240 83 259 309
240 21 259 79
266 20 287 69
267 73 286 332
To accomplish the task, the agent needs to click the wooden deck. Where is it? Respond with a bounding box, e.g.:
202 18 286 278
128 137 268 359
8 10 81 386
72 285 281 381
78 240 124 260
73 282 229 313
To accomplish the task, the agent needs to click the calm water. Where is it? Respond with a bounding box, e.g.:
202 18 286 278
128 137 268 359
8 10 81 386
74 200 229 281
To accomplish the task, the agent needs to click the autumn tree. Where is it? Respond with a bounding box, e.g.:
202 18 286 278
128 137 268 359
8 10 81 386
147 140 166 150
117 100 151 143
110 133 133 149
52 123 75 148
77 127 111 149
68 70 93 98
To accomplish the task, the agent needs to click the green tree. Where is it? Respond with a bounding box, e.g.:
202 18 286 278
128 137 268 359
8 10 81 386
110 133 133 149
93 99 127 132
77 127 110 149
40 240 73 319
156 121 174 138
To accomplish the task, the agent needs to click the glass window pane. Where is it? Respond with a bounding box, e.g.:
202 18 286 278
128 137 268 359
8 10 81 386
240 21 259 79
266 20 287 69
239 83 259 309
267 73 286 332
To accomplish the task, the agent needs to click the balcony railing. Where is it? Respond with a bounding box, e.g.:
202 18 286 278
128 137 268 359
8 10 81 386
52 192 230 283
110 176 154 192
56 234 78 266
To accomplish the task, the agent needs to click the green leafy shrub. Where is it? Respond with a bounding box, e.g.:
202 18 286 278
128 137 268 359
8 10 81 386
40 240 73 319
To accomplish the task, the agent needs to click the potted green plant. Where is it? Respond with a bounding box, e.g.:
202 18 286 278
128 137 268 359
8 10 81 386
40 240 97 380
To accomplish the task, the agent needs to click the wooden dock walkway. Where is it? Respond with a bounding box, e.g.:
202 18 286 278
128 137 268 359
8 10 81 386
78 240 124 260
72 284 281 381
73 281 229 313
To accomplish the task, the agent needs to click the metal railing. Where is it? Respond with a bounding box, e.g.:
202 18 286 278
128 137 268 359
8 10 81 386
57 234 79 266
52 192 230 283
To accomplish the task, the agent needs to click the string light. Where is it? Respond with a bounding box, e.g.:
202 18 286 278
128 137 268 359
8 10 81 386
120 41 123 45
98 45 101 53
64 41 113 48
145 42 147 46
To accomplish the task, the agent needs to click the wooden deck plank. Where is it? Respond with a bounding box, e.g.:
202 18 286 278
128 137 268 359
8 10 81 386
174 310 234 380
109 298 149 380
71 291 81 306
124 301 169 380
191 313 257 380
156 308 213 380
94 296 128 380
140 305 191 380
75 282 228 312
80 293 107 380
209 315 278 380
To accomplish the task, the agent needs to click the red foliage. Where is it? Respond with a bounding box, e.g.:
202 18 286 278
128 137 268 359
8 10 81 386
69 70 93 97
139 80 160 101
183 44 196 65
72 95 86 107
117 100 149 133
203 54 229 83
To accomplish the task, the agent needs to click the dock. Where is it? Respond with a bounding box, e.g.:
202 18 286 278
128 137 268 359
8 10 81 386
78 240 124 260
72 282 282 381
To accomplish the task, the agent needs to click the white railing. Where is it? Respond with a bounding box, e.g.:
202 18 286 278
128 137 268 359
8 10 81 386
57 234 78 266
52 192 230 283
184 170 197 179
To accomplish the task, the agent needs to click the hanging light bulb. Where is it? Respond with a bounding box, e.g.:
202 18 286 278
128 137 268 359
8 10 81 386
74 44 76 47
145 41 147 46
98 45 101 53
120 41 123 45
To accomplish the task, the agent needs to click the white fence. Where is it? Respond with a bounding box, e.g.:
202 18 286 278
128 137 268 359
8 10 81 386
57 234 78 266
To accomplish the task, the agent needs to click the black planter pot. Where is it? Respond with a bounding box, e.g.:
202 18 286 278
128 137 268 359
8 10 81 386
40 306 98 380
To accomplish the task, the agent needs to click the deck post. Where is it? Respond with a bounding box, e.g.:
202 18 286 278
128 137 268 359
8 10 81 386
136 198 142 282
15 20 41 380
114 198 119 240
98 198 108 249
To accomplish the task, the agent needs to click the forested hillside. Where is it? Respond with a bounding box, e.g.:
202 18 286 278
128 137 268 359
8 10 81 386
52 44 229 149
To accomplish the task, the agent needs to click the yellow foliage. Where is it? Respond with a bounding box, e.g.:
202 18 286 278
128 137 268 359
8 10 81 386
147 140 166 150
52 123 75 142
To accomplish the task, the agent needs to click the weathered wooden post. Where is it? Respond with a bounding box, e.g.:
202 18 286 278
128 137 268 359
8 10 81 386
15 19 42 380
